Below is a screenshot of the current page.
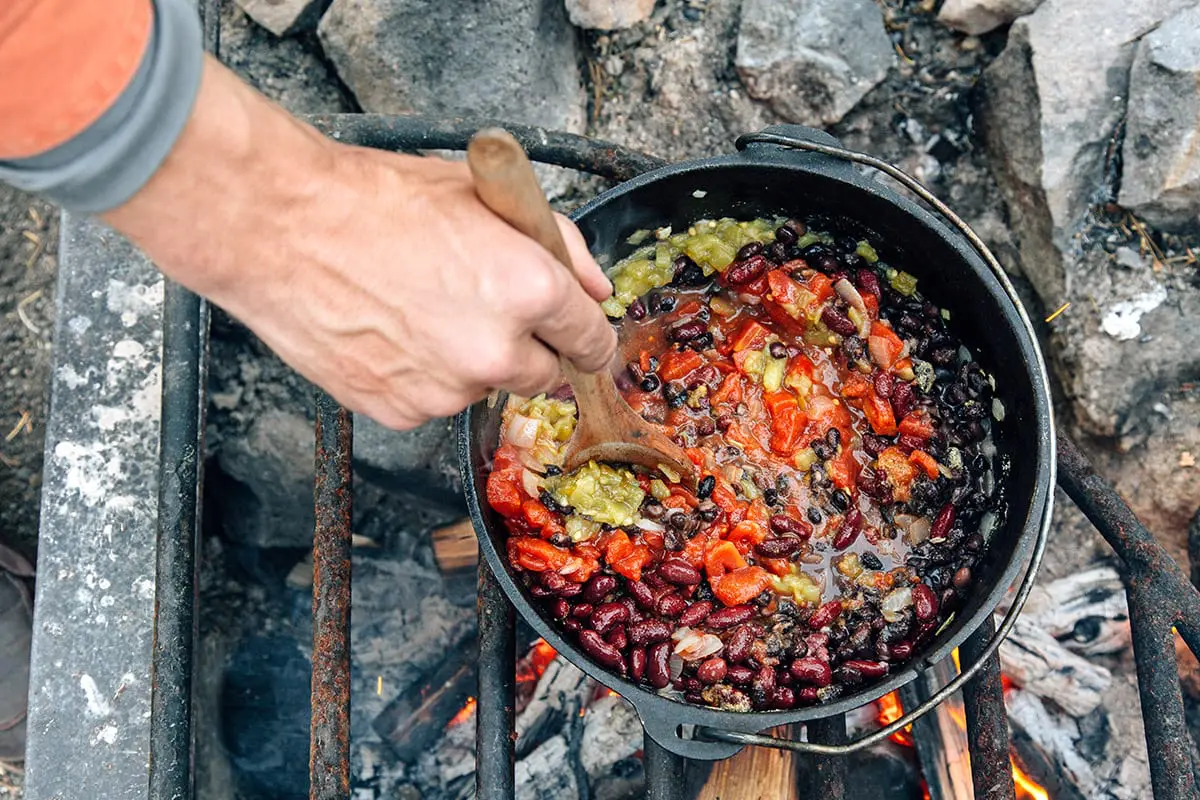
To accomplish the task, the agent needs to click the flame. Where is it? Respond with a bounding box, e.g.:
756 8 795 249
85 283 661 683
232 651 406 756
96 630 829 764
1013 760 1050 800
876 690 914 747
517 639 558 683
448 697 476 727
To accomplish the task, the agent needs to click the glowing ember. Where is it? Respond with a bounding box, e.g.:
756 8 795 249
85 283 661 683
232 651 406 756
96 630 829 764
517 639 558 684
876 691 914 747
1013 760 1050 800
448 697 476 727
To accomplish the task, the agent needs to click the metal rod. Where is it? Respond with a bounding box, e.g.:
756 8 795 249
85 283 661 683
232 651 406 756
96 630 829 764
644 733 687 800
310 393 353 800
800 715 847 800
476 563 516 800
961 618 1015 800
148 281 208 800
306 114 667 183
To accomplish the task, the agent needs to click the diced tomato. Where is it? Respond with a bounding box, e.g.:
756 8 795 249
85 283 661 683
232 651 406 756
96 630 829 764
710 373 744 407
661 494 693 511
806 273 835 303
863 389 898 436
876 447 920 502
727 520 767 547
841 373 871 399
863 293 879 319
681 533 710 568
763 390 797 417
705 540 748 579
521 499 553 529
805 395 854 432
766 270 803 308
492 444 524 475
760 557 793 577
730 319 772 353
770 405 805 454
910 450 940 479
639 349 653 374
659 348 705 382
711 566 772 606
508 537 570 573
710 482 740 516
561 553 600 583
486 471 523 517
612 544 653 581
898 411 936 440
826 443 860 491
868 321 905 369
892 356 913 376
677 300 704 317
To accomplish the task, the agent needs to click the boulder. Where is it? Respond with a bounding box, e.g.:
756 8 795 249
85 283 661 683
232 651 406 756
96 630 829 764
1119 4 1200 233
318 0 586 134
980 0 1195 302
734 0 893 127
234 0 331 36
213 410 315 548
564 0 656 30
937 0 1043 36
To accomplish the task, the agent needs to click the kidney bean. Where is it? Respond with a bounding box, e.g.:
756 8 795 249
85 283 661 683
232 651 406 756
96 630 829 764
627 580 656 609
834 664 864 685
590 601 630 634
706 605 756 630
890 642 914 661
891 382 916 419
726 665 755 686
529 584 554 598
659 560 702 586
769 514 812 538
724 624 755 664
563 618 582 633
606 626 628 651
669 319 708 342
771 687 797 709
912 583 938 621
583 575 617 604
629 647 647 681
931 503 956 542
752 665 777 697
679 601 713 627
832 508 862 551
756 536 803 558
542 572 567 593
843 659 889 679
657 592 687 618
790 657 833 687
579 630 626 672
571 603 592 619
953 566 972 590
725 254 769 285
683 691 706 705
797 686 820 704
647 642 672 689
809 600 843 630
550 598 570 619
855 269 881 298
738 241 765 259
874 371 894 399
697 657 728 684
559 582 583 598
629 619 673 646
897 433 926 452
821 304 857 336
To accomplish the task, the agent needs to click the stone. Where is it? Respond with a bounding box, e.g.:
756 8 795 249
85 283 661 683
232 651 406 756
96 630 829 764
318 0 586 134
234 0 331 36
735 0 894 127
1119 4 1200 233
937 0 1043 35
213 410 315 548
565 0 656 30
980 0 1195 303
353 415 463 510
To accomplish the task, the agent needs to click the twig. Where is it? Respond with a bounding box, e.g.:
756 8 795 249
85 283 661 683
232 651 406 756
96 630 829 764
0 452 18 468
1044 302 1070 323
17 289 42 335
28 206 43 228
5 411 30 442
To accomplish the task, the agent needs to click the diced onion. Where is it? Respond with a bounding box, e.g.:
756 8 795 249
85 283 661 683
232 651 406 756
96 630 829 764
517 448 546 472
882 587 913 622
635 518 666 533
835 279 870 335
992 398 1006 422
674 631 724 661
669 654 685 680
521 469 542 498
671 626 694 642
505 414 540 449
904 517 932 545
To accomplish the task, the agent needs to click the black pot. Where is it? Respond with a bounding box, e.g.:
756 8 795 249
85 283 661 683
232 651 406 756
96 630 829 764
457 125 1054 760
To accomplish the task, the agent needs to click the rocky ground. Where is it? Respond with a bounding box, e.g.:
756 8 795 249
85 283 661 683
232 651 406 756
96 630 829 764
2 0 1199 796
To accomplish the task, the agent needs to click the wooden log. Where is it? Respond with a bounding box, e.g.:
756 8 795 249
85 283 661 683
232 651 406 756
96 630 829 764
1010 566 1130 656
999 616 1112 717
432 519 479 573
372 639 478 762
695 726 798 800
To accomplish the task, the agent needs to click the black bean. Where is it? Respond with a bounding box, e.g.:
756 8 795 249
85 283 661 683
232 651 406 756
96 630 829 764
953 566 972 589
861 552 883 570
812 441 833 461
775 225 798 245
763 487 780 506
807 507 823 524
829 490 850 513
697 475 715 499
842 334 867 362
665 381 687 408
767 242 790 264
639 374 661 392
672 257 708 288
544 464 562 477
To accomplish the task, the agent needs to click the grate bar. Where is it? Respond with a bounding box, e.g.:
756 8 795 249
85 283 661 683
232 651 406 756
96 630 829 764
960 618 1016 800
801 715 848 800
476 563 517 800
644 733 686 800
310 393 354 800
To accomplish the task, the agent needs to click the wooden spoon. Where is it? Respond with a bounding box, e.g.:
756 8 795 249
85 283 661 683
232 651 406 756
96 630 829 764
466 128 698 488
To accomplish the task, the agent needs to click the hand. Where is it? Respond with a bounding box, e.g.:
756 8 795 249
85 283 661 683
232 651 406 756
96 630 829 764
103 56 617 430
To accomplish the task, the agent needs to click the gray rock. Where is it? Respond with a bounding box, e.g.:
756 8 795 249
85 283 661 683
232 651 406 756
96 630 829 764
937 0 1043 35
565 0 656 30
352 415 463 509
234 0 331 36
981 0 1194 302
735 0 894 127
214 410 314 548
318 0 586 134
1119 4 1200 232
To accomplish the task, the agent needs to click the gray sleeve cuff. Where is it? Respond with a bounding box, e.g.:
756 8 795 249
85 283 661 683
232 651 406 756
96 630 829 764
0 0 203 214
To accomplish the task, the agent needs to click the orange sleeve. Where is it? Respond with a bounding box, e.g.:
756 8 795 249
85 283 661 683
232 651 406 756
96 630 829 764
0 0 153 159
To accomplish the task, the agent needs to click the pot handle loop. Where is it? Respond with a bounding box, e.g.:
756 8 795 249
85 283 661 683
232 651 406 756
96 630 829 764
692 130 1052 756
734 125 858 180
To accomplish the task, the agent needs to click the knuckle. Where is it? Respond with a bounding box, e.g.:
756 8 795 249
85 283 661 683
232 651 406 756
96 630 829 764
508 263 564 320
471 339 520 385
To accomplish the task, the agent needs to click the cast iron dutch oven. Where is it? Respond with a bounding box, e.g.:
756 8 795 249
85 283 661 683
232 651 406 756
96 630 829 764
458 125 1054 760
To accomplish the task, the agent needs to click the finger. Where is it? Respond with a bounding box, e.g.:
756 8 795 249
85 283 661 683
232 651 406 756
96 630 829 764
554 214 612 303
499 335 566 398
526 266 618 373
